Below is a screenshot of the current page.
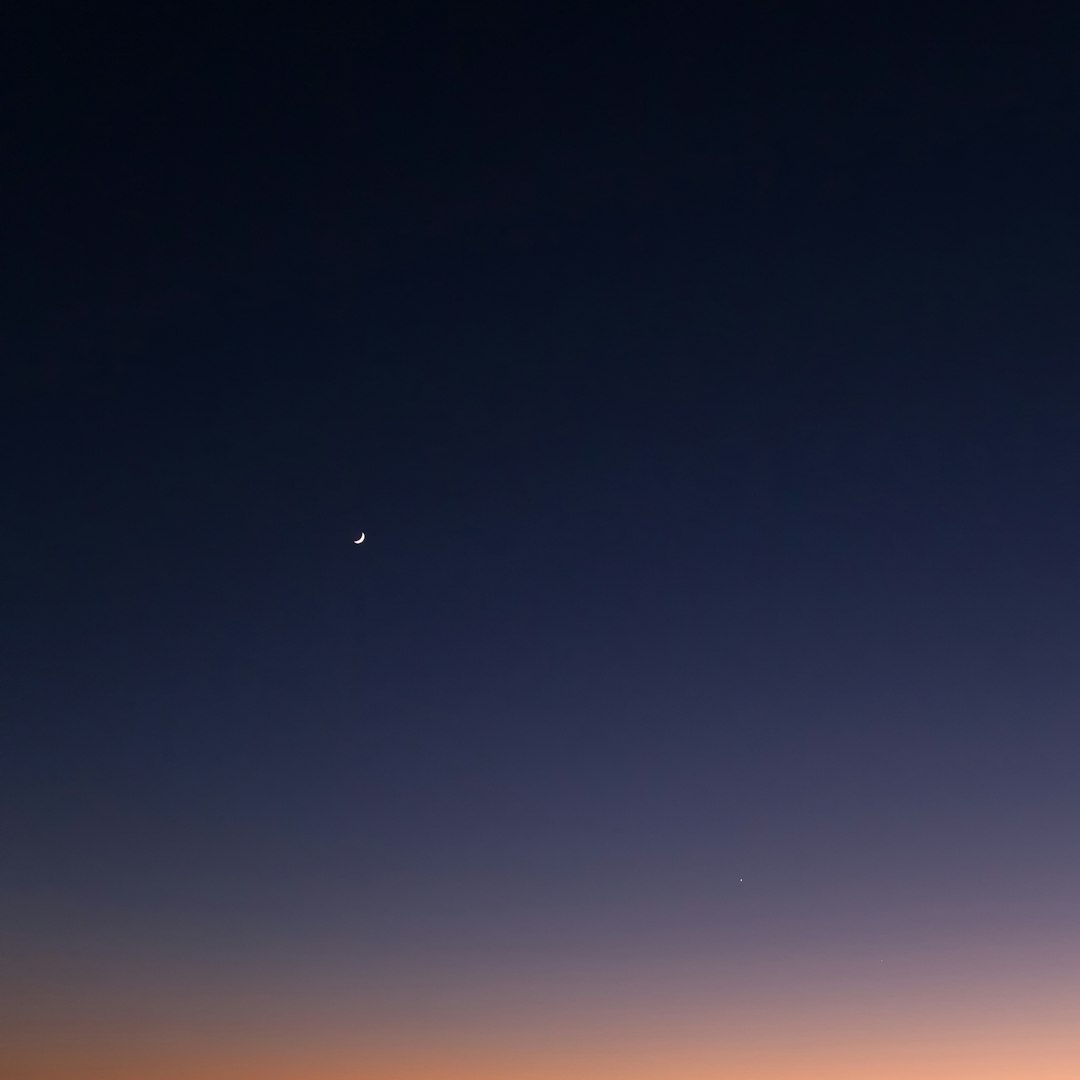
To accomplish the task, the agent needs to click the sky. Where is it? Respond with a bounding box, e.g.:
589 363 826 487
4 4 1080 1078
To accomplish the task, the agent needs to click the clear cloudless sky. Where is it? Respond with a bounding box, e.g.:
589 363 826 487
4 4 1080 1078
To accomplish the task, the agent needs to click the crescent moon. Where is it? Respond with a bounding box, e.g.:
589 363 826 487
354 532 365 544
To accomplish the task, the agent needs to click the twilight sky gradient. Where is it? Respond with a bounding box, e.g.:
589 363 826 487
4 5 1080 1077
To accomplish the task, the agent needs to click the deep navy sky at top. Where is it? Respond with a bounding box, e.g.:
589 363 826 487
3 5 1080 945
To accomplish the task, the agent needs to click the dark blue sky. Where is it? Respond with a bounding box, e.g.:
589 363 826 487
3 8 1080 1074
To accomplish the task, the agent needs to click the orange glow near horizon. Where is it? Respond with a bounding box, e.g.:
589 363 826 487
7 1026 1080 1080
6 944 1080 1080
